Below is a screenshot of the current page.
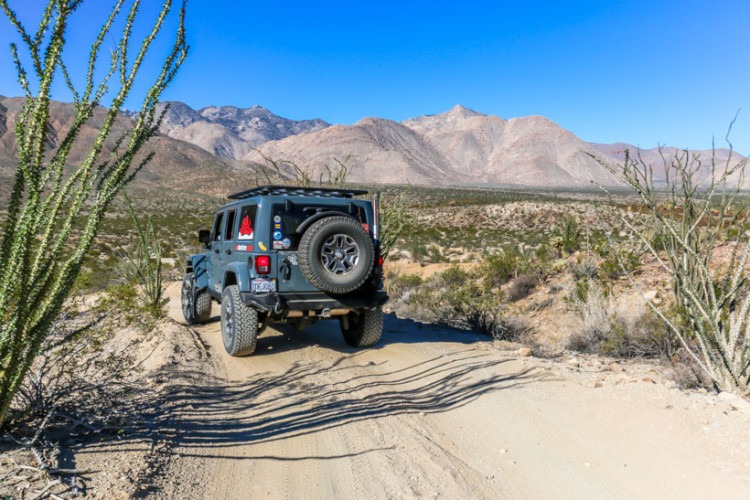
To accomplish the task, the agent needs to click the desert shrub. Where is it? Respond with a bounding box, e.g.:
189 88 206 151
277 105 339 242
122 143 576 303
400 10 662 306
408 265 530 341
427 245 446 263
481 246 530 290
556 215 582 254
377 189 413 262
96 283 141 325
385 271 423 300
567 282 677 358
571 258 599 281
598 248 641 279
506 274 539 302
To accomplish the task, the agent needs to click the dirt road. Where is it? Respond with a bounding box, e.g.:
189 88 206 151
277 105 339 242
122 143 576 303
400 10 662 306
157 283 750 499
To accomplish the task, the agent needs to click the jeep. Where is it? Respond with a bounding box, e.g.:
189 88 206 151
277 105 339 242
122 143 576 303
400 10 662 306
181 185 389 356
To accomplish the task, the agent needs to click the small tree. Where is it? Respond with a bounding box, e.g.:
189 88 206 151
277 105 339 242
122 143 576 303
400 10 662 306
0 0 188 427
595 144 750 395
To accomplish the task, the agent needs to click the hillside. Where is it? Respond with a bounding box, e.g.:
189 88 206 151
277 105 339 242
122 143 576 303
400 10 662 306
0 96 266 197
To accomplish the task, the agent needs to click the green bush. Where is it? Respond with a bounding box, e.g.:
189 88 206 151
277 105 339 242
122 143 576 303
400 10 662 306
480 247 529 290
385 272 423 300
599 249 641 279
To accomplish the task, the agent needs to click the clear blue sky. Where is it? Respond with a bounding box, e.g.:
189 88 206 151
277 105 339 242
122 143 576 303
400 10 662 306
1 1 749 152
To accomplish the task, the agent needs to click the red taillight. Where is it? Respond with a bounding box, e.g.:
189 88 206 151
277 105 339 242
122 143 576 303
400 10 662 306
378 256 384 267
255 255 270 274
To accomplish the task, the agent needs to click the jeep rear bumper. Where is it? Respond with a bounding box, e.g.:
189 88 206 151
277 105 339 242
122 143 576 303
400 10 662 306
240 290 389 314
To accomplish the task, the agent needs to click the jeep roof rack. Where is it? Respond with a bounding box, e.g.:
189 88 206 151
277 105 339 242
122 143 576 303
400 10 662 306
228 185 369 200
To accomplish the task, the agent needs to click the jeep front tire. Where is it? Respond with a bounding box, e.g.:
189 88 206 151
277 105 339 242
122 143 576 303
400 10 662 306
298 216 375 294
182 273 212 325
221 285 258 356
340 306 383 347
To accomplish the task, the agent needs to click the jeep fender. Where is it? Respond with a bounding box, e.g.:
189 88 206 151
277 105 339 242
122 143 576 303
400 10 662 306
223 261 251 292
189 254 209 289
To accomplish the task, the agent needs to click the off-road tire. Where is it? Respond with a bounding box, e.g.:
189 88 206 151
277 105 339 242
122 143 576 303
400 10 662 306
298 216 375 294
182 273 212 325
340 306 383 347
221 285 258 356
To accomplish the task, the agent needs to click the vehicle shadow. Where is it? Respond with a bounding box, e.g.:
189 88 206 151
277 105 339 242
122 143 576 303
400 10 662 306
77 346 545 462
234 313 492 358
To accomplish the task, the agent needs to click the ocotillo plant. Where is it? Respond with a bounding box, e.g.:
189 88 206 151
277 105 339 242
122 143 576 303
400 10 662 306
0 0 188 427
594 144 750 396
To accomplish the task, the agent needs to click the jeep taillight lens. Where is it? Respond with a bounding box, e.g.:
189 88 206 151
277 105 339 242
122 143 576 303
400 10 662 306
255 255 270 274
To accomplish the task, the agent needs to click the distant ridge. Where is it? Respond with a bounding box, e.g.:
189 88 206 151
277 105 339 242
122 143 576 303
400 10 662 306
1 97 746 191
156 102 330 159
247 105 623 187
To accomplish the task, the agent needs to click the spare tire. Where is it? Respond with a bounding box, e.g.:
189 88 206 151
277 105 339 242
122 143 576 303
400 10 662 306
298 215 375 294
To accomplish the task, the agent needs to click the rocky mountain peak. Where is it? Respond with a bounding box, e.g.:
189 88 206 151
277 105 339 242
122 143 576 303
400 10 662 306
444 104 484 119
152 101 331 158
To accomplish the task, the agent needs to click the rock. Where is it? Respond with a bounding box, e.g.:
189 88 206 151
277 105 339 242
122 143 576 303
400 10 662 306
517 347 533 357
610 362 623 373
643 290 658 301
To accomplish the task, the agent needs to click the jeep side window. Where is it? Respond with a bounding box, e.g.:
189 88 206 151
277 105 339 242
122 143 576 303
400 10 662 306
238 205 256 240
224 209 237 241
212 212 224 242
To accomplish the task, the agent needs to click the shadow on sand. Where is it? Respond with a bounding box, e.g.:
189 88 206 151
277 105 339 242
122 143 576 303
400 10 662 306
204 312 493 358
67 314 545 491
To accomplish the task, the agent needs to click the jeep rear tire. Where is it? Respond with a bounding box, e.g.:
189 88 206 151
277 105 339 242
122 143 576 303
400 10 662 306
182 273 212 325
221 285 258 356
298 216 375 294
340 306 383 347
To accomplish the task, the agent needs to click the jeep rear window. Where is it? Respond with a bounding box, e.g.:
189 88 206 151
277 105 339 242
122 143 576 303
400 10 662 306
270 203 368 251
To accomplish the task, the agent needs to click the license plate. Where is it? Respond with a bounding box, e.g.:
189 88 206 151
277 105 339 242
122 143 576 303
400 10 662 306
251 278 276 293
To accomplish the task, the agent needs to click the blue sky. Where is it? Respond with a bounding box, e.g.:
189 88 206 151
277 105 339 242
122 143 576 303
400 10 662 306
1 1 749 152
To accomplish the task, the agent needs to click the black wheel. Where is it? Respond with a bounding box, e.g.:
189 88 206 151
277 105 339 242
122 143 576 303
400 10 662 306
221 285 258 356
298 216 375 294
182 273 212 325
340 307 383 347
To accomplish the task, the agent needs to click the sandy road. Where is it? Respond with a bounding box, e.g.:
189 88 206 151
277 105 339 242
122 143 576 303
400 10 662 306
161 283 750 499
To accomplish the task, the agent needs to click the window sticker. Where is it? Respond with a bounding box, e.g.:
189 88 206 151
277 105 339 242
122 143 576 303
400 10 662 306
273 230 283 241
273 241 284 250
238 213 254 240
282 237 291 249
258 241 267 251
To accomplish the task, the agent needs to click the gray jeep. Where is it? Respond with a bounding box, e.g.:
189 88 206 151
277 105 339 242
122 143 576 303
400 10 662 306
181 185 388 356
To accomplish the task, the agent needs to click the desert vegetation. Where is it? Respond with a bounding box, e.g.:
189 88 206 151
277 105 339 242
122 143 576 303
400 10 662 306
0 0 187 462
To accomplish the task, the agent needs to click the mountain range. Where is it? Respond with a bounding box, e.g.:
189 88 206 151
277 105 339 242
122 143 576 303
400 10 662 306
1 96 745 193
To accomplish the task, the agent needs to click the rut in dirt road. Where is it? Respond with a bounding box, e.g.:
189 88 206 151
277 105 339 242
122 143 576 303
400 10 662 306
157 349 538 450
